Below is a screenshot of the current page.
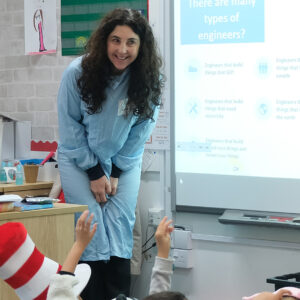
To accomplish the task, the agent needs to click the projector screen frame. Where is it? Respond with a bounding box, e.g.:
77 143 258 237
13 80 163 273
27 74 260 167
170 0 300 214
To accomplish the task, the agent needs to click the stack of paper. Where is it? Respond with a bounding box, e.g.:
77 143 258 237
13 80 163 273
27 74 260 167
0 194 22 213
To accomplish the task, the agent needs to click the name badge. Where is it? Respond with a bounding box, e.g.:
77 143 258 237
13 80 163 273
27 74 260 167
118 98 128 116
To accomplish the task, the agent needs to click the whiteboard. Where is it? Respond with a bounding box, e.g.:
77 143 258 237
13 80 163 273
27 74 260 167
172 0 300 213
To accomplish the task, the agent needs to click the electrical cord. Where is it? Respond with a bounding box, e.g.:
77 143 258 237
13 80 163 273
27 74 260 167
174 225 186 230
142 242 156 254
143 224 156 250
142 231 155 248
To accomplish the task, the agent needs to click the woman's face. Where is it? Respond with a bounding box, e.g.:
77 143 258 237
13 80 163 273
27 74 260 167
107 25 140 73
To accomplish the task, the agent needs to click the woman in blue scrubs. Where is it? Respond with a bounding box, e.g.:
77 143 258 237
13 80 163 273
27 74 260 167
57 8 164 300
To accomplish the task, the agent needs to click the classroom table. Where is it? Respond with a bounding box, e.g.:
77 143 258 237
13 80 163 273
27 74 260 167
0 181 54 197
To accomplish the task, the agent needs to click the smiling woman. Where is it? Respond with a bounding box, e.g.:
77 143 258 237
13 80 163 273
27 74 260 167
107 25 141 73
57 7 165 300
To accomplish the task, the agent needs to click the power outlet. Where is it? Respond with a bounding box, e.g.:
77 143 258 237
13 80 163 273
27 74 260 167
173 229 192 250
148 208 164 226
173 249 193 269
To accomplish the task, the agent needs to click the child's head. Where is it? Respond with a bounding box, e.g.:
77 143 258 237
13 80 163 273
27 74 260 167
142 291 187 300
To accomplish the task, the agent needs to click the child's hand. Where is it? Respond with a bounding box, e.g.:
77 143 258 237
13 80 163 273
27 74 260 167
251 289 291 300
61 210 97 274
155 216 174 259
75 210 97 251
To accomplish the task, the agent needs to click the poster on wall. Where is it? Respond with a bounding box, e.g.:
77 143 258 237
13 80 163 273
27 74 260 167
145 96 170 150
61 0 148 56
24 0 57 55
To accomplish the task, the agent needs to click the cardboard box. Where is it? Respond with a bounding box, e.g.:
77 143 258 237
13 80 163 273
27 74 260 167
0 114 31 161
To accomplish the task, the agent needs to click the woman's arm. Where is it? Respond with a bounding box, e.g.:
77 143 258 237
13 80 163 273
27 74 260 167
111 105 160 172
58 59 110 202
58 59 100 173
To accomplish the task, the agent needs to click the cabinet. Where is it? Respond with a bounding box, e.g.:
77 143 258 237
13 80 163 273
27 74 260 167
0 181 53 197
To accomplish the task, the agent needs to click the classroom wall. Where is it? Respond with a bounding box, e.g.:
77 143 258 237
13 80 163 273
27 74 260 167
0 0 72 142
135 177 300 300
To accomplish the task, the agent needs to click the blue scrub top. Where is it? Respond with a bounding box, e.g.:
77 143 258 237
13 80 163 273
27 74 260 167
57 56 160 260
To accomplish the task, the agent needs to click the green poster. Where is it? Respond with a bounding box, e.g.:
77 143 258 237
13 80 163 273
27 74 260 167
61 0 148 56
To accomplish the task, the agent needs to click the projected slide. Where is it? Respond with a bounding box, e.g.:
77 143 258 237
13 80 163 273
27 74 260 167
174 0 300 180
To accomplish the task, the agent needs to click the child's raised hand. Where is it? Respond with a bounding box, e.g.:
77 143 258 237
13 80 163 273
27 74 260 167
155 216 174 259
61 210 97 274
75 210 97 251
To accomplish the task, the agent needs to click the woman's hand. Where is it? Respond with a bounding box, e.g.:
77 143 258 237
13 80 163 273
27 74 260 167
90 176 111 203
109 177 119 196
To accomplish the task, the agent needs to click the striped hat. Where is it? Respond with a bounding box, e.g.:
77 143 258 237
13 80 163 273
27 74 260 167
0 222 90 300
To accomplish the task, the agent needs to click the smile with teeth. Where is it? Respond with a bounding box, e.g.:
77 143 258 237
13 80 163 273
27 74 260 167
115 55 128 60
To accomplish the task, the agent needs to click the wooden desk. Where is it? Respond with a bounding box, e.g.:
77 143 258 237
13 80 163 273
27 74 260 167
0 203 88 300
0 181 53 197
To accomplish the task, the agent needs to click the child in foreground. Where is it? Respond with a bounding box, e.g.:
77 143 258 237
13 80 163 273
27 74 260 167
47 212 188 300
47 210 97 299
115 215 187 300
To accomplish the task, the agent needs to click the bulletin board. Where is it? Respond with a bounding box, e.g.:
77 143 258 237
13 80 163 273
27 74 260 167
61 0 148 56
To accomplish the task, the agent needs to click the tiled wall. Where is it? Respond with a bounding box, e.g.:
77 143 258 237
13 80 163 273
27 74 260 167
0 0 74 142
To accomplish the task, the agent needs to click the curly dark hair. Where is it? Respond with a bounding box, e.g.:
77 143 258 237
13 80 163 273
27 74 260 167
77 8 164 120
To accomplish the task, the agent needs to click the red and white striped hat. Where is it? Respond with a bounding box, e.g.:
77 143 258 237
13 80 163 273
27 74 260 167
0 222 90 300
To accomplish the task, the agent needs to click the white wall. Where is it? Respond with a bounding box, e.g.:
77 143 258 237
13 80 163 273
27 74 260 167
170 213 300 300
0 0 73 142
134 201 300 299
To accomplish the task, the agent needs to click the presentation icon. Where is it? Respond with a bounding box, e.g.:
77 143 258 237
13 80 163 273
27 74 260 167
186 59 201 79
186 98 201 119
256 58 271 78
256 99 271 120
188 66 198 73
